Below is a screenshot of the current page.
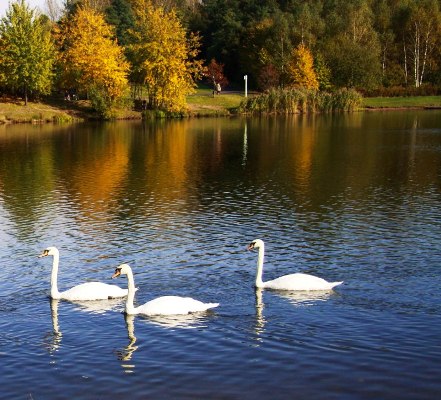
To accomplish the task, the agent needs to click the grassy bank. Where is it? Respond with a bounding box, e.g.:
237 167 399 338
186 87 243 116
0 87 238 123
0 97 141 123
2 91 441 124
362 96 441 109
189 90 441 114
0 99 79 123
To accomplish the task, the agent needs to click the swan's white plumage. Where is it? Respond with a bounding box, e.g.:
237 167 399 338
53 282 128 301
248 239 343 291
259 272 342 290
112 263 219 316
39 246 128 301
134 295 219 315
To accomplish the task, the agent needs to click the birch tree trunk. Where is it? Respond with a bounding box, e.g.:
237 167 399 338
406 2 439 88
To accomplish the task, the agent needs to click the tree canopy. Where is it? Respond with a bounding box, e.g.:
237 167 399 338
127 0 204 112
2 0 441 113
287 43 319 89
0 0 55 104
55 3 129 116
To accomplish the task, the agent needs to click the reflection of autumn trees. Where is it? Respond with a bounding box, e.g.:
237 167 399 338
1 115 441 239
0 126 69 239
128 119 239 210
246 113 441 212
58 124 131 222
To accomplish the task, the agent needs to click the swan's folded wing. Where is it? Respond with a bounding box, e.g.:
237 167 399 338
137 296 219 315
61 282 128 301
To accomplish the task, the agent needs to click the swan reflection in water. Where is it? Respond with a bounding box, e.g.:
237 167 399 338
144 312 211 329
70 297 126 314
273 289 335 306
116 314 138 373
254 288 266 342
45 299 63 354
253 288 337 344
45 297 125 354
116 312 211 373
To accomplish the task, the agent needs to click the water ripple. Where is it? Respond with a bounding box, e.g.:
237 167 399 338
2 115 441 399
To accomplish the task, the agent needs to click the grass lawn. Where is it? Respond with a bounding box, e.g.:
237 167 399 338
186 87 245 115
362 95 441 108
0 99 77 123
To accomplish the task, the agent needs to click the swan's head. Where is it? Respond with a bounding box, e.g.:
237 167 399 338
112 263 131 279
247 239 264 251
38 246 59 258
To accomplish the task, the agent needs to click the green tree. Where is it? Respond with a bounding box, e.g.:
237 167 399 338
245 11 295 88
287 0 325 48
325 34 381 89
127 0 204 113
372 0 396 86
0 0 55 104
200 0 278 84
105 0 134 46
322 0 382 89
313 52 332 91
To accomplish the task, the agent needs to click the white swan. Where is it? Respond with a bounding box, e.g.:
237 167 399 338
247 239 343 291
111 263 219 316
39 246 129 301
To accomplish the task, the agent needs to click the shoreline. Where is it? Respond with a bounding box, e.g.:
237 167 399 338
2 95 441 125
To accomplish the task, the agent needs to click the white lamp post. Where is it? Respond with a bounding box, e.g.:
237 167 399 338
244 75 248 97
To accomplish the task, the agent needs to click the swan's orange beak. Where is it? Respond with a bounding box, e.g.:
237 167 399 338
247 243 255 251
38 249 49 258
112 268 121 279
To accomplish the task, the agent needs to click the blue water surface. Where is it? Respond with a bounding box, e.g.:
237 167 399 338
0 112 441 399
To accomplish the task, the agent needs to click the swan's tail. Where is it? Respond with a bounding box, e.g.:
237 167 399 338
330 281 344 289
205 303 220 310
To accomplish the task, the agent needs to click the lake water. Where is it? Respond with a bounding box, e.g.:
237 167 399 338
1 111 441 399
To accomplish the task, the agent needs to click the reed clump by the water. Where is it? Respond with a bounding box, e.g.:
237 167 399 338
238 87 362 114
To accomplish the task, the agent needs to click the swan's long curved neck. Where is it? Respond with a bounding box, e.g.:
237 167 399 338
50 252 61 299
125 270 137 315
255 245 265 288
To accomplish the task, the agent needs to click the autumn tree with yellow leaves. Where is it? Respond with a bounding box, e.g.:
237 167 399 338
55 3 129 116
127 0 204 113
287 43 319 90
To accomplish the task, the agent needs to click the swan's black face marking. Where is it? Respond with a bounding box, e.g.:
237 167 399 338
112 268 122 279
38 249 50 258
247 241 256 251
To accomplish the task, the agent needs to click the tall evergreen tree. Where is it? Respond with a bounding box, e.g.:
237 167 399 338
105 0 134 46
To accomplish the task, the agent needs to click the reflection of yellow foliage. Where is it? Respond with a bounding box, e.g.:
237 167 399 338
167 124 190 184
293 119 316 185
143 120 195 199
70 134 129 217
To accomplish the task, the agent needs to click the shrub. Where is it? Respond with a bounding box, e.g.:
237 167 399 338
239 87 361 114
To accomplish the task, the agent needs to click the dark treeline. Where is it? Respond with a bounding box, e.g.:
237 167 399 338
104 0 441 94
